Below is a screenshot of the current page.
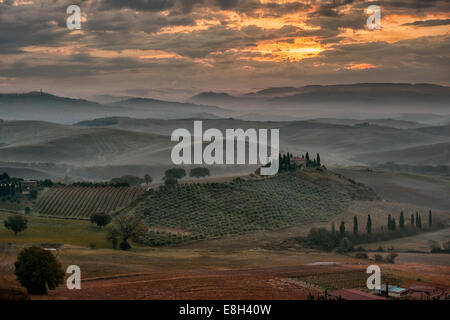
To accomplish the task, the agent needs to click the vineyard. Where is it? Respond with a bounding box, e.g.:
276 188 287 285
35 186 146 219
130 169 378 246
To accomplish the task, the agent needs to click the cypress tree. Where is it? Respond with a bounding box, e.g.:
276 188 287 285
331 222 335 234
366 215 372 235
418 215 422 229
415 212 419 228
392 218 396 231
316 153 321 167
411 214 414 226
428 210 432 228
339 221 345 237
399 211 405 229
388 214 392 231
353 216 358 236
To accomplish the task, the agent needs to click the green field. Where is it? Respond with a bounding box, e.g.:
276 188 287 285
128 169 378 245
35 186 146 219
0 211 109 248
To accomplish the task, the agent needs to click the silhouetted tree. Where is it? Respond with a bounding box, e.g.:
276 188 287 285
189 167 210 179
4 214 28 236
331 222 335 234
353 216 358 236
428 209 432 228
339 221 345 237
14 246 64 294
388 214 392 231
144 174 152 185
165 168 186 180
399 211 405 229
366 215 372 235
316 153 321 167
411 214 414 226
90 212 112 228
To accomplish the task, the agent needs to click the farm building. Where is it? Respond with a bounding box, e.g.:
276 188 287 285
20 180 37 191
329 289 387 300
378 285 409 298
292 156 307 167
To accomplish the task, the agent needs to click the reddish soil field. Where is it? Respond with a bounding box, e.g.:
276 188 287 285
35 265 353 300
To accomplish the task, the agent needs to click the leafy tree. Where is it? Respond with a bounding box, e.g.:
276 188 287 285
339 221 345 237
24 207 30 215
353 216 358 236
14 246 64 294
90 212 112 228
41 179 54 188
106 214 147 250
144 174 152 185
164 177 178 186
189 167 210 179
366 214 372 235
4 214 28 236
399 211 405 229
428 209 432 228
110 175 143 187
164 168 186 180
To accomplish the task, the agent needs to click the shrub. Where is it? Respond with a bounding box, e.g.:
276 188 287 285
90 212 112 228
385 253 398 264
89 242 96 249
355 252 368 259
14 246 64 294
374 254 383 262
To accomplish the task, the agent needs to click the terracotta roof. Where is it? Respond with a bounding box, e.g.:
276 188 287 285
329 289 387 300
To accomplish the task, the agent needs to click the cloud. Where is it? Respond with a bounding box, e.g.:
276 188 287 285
402 18 450 26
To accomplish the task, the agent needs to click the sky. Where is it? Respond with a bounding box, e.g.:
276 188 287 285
0 0 449 100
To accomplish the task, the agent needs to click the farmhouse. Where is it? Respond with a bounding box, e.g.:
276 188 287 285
291 156 307 167
20 180 37 191
378 285 409 298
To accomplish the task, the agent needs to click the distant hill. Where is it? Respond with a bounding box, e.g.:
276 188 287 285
0 92 231 124
309 118 427 129
354 142 450 166
413 125 450 137
0 120 173 165
188 92 243 106
0 92 123 124
268 83 449 109
110 97 231 119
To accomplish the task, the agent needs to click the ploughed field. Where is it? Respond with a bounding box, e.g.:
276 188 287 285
35 186 146 219
126 169 378 245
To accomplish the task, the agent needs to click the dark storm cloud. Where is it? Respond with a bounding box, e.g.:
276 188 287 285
100 0 176 12
402 19 450 27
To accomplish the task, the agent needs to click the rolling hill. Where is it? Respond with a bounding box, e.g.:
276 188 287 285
354 142 450 166
0 92 231 124
124 169 379 245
